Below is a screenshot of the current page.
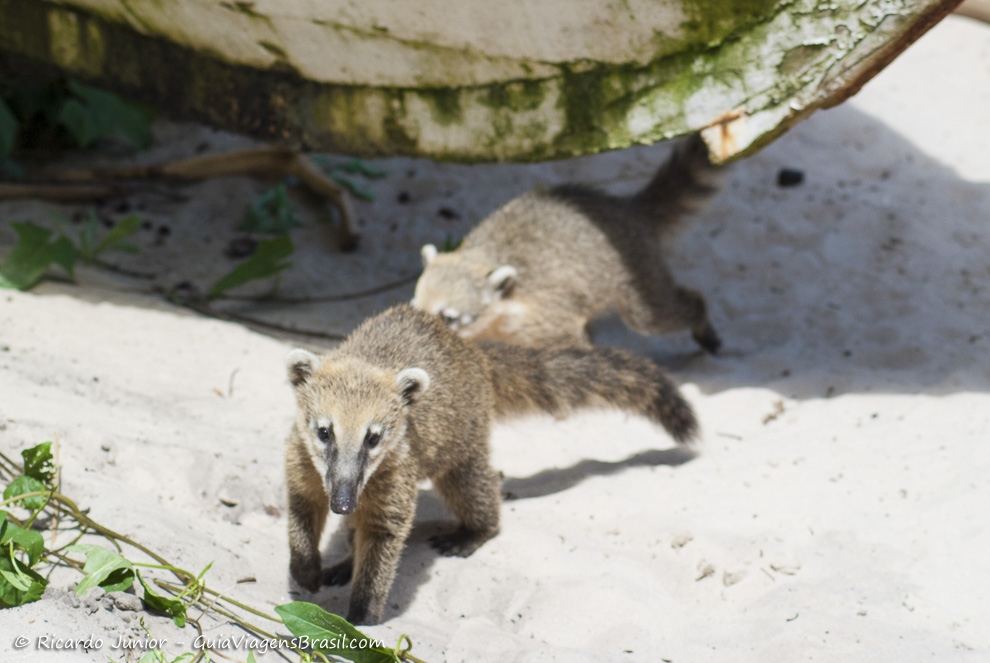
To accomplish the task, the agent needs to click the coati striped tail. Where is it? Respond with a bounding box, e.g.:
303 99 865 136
633 132 727 222
480 342 698 444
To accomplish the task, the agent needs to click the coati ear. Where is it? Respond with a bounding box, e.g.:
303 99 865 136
286 349 320 387
395 367 430 405
421 244 438 266
487 265 517 298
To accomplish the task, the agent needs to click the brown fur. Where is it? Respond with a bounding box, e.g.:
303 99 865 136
284 305 697 624
412 133 726 352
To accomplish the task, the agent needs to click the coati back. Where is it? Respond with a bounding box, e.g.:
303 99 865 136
412 133 725 352
284 304 697 624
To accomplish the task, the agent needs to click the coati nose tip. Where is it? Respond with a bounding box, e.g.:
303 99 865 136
331 503 354 515
330 493 357 515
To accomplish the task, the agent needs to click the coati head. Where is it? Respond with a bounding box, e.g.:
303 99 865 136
286 349 430 515
411 243 516 337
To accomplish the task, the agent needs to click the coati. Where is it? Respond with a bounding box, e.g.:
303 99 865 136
412 133 726 352
284 304 698 624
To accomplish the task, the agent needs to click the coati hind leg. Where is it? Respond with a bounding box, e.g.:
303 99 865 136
428 454 502 557
618 263 721 354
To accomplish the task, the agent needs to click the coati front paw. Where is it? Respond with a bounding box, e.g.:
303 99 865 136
429 526 497 558
322 557 353 586
289 558 322 593
346 606 377 626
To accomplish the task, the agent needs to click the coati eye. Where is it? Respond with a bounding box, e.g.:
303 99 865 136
317 426 333 443
441 308 459 326
364 431 381 449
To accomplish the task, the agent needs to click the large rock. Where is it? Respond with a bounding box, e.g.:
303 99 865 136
0 0 963 161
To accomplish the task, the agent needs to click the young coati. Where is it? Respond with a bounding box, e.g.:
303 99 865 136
284 304 698 624
412 133 726 352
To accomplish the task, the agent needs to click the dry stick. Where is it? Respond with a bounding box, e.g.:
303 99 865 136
176 298 347 342
219 272 420 304
0 182 124 201
31 146 360 249
157 580 281 624
52 434 62 548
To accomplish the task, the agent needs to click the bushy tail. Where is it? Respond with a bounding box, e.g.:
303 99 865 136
480 342 698 444
633 132 727 229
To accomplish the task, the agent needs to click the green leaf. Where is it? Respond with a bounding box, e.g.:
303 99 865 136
91 214 143 260
207 235 294 300
196 560 214 583
22 441 56 482
0 513 47 607
1 511 45 565
246 651 257 663
0 564 33 592
100 566 138 594
137 571 186 627
50 235 77 279
0 222 78 290
334 158 387 179
440 234 463 253
59 80 153 149
137 651 168 663
56 98 102 148
3 476 47 511
329 172 376 201
68 544 135 595
0 96 18 161
0 555 47 608
275 601 393 663
239 183 302 234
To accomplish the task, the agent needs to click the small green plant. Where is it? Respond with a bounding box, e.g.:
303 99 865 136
0 215 143 291
0 222 77 290
71 211 142 264
312 157 387 202
440 234 462 253
0 76 153 174
239 183 302 235
0 441 428 662
208 235 294 300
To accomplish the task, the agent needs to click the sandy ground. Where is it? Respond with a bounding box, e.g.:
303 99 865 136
2 13 990 663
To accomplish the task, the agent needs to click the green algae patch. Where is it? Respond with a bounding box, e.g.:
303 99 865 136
678 0 788 48
423 87 463 127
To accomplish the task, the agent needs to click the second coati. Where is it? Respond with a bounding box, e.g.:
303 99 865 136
284 304 698 624
412 133 726 352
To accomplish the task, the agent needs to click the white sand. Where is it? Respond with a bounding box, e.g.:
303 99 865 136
2 14 989 663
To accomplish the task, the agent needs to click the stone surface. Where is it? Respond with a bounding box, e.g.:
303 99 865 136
0 0 964 162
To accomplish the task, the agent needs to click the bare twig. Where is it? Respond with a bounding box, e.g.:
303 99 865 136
0 182 124 201
30 146 360 249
